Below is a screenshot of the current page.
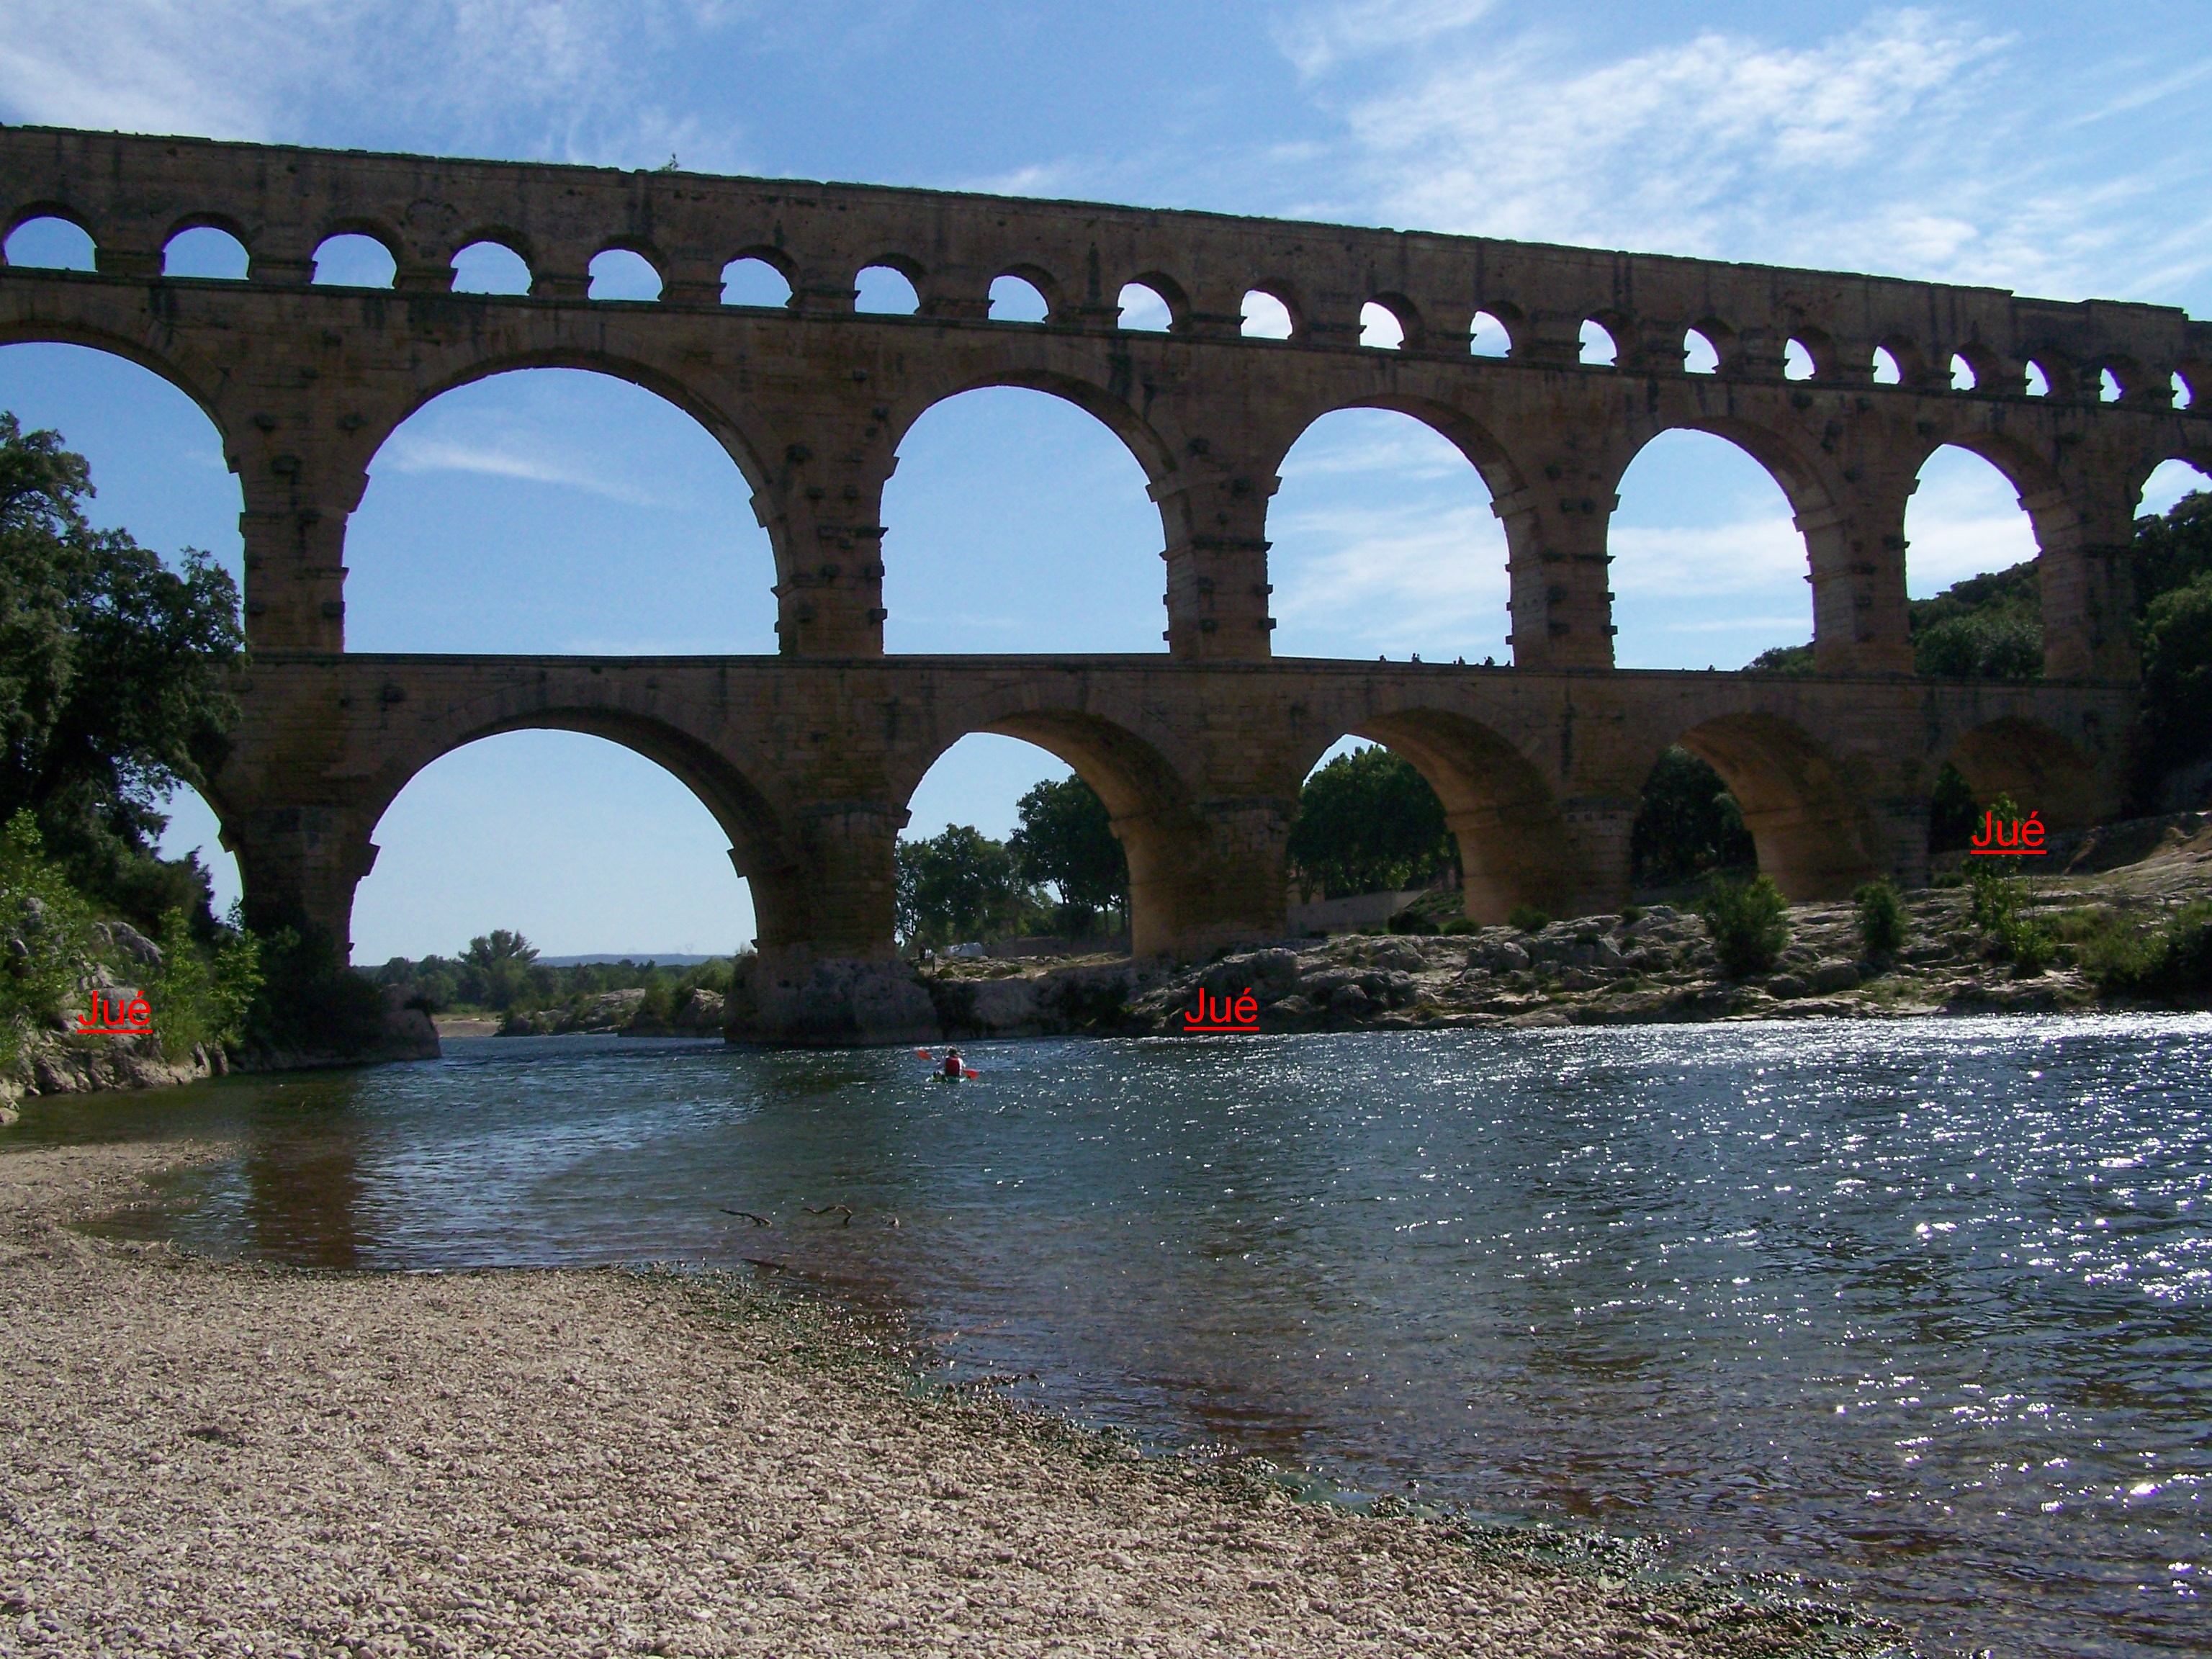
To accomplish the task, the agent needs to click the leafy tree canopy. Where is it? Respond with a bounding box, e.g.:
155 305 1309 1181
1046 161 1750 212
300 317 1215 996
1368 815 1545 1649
1008 774 1128 935
896 824 1046 949
0 412 243 930
1631 746 1755 888
1286 745 1455 901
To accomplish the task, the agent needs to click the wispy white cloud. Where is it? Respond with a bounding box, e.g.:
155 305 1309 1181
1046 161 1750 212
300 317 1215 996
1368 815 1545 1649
0 1 755 172
377 432 669 508
1293 8 2212 305
1274 0 1496 80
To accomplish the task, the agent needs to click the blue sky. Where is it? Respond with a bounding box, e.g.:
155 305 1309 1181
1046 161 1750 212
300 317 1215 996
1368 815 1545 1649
3 1 2209 960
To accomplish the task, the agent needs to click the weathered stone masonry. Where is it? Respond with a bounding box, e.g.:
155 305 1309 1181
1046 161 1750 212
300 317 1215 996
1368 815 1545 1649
2 127 2205 1031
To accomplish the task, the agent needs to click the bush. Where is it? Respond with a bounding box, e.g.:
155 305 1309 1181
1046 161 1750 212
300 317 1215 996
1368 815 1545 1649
1507 904 1550 932
147 904 261 1061
1855 879 1907 958
243 923 390 1057
1967 863 2055 974
1698 875 1789 977
0 811 99 1069
2080 902 2212 1002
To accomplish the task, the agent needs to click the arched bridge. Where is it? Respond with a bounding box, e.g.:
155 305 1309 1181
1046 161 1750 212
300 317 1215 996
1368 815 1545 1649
3 127 2201 1030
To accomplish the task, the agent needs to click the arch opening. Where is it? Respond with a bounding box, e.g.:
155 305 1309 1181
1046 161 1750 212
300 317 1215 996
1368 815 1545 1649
897 733 1131 952
2025 361 2052 397
2175 372 2195 410
348 366 770 652
1286 739 1457 935
902 711 1203 958
451 240 531 295
588 248 662 302
4 215 96 270
1629 747 1755 899
1949 353 1978 392
1118 281 1173 333
1295 714 1571 927
161 225 248 280
1905 444 2042 680
1579 318 1618 367
1469 310 1512 358
855 263 920 315
155 781 243 923
1936 718 2099 842
0 341 243 595
2141 458 2212 521
1783 338 1817 381
1241 289 1295 340
1668 714 1881 901
2100 367 2124 403
1609 428 1810 671
1871 347 1903 385
1683 329 1721 374
1360 301 1406 350
312 233 397 287
881 385 1165 654
989 274 1050 323
720 255 792 307
353 727 760 972
1267 405 1509 662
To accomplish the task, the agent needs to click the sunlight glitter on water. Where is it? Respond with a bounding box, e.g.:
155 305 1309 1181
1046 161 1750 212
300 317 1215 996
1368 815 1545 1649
15 1012 2211 1658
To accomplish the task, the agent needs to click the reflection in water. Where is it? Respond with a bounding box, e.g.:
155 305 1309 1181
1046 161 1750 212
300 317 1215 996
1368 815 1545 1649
9 1018 2211 1659
240 1097 369 1267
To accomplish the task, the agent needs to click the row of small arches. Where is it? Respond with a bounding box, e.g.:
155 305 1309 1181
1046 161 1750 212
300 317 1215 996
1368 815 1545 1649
4 213 2197 409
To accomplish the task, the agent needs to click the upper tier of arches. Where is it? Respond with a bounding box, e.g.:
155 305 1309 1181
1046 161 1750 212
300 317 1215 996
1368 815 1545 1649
5 127 2203 408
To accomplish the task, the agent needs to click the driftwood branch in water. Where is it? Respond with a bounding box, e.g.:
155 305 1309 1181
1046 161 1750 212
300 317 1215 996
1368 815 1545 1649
804 1204 855 1227
719 1208 773 1226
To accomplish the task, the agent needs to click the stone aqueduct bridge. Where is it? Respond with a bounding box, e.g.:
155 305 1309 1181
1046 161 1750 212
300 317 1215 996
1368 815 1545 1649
4 127 2208 1019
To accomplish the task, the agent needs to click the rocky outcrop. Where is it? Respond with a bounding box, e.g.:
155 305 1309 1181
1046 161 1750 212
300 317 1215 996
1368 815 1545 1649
726 956 940 1047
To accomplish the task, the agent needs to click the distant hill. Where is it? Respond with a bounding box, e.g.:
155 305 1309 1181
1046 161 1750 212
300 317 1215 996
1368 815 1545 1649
535 953 729 967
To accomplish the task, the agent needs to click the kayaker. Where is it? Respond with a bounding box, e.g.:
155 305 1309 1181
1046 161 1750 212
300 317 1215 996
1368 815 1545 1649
940 1047 963 1079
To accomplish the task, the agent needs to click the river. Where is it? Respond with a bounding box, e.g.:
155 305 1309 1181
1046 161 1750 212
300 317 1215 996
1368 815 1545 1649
9 1015 2207 1657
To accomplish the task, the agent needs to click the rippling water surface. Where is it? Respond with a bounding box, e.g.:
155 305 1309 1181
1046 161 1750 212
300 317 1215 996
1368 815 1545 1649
11 1016 2210 1657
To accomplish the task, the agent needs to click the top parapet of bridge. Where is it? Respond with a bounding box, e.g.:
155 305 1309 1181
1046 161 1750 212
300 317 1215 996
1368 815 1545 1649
4 122 2208 395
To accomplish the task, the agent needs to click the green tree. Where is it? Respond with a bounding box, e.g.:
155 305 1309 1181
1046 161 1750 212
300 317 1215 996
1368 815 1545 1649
1631 747 1755 888
2141 572 2212 776
0 413 243 932
1699 874 1790 978
1286 745 1455 900
462 929 540 1012
1009 775 1128 935
896 825 1041 948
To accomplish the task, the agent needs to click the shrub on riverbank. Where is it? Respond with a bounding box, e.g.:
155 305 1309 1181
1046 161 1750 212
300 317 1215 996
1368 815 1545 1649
1698 876 1789 977
2069 902 2212 1002
1 812 262 1069
1969 863 2056 974
1855 879 1907 958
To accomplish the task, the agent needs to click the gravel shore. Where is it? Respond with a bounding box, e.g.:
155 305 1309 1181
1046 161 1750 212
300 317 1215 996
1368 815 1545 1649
0 1140 1895 1658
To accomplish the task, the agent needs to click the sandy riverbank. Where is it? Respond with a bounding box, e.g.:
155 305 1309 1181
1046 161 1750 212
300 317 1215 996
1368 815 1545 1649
0 1138 1894 1658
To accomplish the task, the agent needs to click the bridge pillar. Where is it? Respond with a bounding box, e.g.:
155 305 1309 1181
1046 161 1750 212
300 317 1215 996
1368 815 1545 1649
1498 473 1614 670
237 454 364 653
1152 472 1277 660
1802 495 1914 675
225 806 379 956
755 414 892 657
2032 462 2139 680
1115 796 1293 955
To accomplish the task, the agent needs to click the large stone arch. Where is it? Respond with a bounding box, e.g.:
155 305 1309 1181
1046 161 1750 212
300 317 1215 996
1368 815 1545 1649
365 345 775 495
349 698 799 956
0 318 238 451
1652 711 1883 900
1941 716 2101 834
887 366 1181 487
1266 392 1528 508
894 688 1214 957
1292 707 1575 924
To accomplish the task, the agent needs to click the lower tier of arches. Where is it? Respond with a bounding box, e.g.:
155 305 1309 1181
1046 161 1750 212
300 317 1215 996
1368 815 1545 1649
204 655 2135 1040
